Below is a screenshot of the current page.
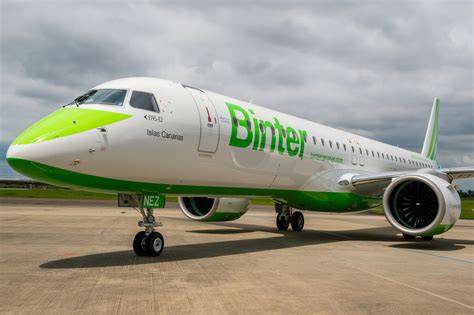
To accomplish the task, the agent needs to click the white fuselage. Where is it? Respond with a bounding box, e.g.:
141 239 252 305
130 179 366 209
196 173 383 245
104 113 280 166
37 80 432 187
7 77 437 200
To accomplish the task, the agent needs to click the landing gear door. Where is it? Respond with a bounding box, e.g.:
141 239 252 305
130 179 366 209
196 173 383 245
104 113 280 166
184 86 220 154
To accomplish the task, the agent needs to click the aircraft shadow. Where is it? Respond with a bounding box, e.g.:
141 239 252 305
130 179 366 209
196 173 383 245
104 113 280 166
40 224 472 269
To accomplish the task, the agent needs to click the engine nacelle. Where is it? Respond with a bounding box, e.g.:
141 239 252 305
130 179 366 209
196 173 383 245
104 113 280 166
178 197 250 222
383 173 461 236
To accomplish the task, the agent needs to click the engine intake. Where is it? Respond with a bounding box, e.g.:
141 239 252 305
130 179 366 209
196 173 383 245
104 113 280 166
383 173 461 236
178 197 249 222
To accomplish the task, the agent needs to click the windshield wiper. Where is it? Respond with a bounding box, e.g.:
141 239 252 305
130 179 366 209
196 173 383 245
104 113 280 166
71 90 97 107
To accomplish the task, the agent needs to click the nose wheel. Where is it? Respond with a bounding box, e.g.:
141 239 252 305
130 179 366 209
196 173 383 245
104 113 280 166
133 231 164 256
132 198 165 257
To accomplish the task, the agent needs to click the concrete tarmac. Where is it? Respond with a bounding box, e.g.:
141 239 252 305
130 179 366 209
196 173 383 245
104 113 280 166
0 198 473 314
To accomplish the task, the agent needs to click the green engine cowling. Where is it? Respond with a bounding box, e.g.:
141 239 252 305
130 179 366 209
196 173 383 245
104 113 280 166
178 197 250 222
383 172 461 236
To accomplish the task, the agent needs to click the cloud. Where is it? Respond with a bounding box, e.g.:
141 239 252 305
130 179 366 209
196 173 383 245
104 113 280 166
0 1 472 188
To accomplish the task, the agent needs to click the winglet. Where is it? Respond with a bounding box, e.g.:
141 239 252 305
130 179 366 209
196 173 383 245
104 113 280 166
421 97 440 160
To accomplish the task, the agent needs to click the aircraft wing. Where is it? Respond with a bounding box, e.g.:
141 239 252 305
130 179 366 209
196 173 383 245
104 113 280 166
338 167 474 195
437 167 474 180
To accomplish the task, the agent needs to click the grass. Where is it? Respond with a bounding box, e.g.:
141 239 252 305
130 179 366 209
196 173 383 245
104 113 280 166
0 189 117 200
0 189 269 205
460 197 474 219
1 189 472 219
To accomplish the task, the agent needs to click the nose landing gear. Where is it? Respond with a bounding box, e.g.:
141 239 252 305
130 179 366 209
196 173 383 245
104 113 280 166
275 203 305 232
133 205 164 256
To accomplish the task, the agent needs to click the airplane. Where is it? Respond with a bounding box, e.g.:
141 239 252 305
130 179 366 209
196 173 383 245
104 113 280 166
6 77 474 257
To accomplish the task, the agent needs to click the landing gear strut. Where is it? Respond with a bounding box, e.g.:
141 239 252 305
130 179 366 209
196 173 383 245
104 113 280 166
133 203 164 256
275 204 304 232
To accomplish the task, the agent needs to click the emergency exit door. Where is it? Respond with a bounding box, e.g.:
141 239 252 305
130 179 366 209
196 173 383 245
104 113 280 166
184 86 220 154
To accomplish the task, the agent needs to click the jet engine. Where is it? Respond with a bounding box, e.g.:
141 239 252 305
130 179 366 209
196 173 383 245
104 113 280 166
383 173 461 236
178 197 249 222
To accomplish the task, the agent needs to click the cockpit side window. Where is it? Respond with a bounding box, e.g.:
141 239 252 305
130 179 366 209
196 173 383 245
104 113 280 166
73 89 127 106
129 91 160 113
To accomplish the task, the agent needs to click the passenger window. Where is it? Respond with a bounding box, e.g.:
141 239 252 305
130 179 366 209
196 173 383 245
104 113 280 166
259 123 264 133
321 139 325 146
365 149 369 156
377 152 380 158
130 91 160 112
313 136 317 145
232 117 238 127
351 146 355 153
336 142 340 150
343 144 347 151
359 148 362 155
282 129 286 138
329 140 333 148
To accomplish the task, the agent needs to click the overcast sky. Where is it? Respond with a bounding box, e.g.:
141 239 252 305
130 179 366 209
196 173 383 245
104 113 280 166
1 0 473 188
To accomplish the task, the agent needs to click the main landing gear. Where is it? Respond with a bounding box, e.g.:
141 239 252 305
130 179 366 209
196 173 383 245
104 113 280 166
133 205 164 256
275 203 304 232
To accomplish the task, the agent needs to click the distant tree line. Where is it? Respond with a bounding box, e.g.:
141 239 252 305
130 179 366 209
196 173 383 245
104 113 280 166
458 189 474 197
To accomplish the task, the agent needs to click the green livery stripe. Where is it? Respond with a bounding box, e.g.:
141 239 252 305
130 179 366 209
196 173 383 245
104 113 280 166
207 212 243 221
424 224 453 236
6 158 381 212
426 99 439 160
12 108 132 145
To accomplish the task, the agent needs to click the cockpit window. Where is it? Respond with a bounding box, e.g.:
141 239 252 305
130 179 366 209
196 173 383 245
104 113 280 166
129 91 160 113
73 89 127 106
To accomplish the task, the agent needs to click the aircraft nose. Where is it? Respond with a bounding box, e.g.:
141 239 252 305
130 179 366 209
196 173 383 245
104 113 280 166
6 107 132 179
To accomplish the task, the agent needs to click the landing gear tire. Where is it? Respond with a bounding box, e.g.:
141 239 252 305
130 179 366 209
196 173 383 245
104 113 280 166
421 235 433 241
133 231 148 256
146 231 164 256
276 213 289 231
291 211 304 231
402 233 416 240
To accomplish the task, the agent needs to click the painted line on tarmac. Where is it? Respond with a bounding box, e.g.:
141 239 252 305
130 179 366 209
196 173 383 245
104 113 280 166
320 229 474 310
352 266 474 310
317 218 473 265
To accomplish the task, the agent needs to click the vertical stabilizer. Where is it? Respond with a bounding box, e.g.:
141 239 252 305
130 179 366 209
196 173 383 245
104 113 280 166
421 98 440 160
